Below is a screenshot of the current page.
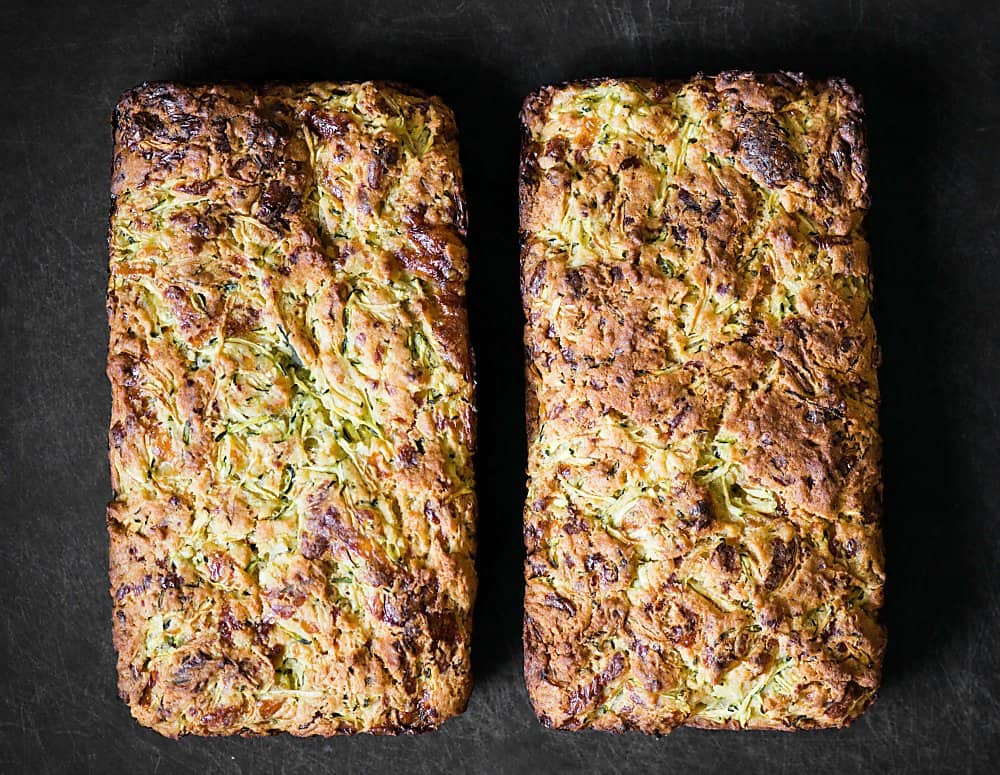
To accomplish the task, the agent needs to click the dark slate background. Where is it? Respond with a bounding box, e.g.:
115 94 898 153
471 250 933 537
1 0 998 772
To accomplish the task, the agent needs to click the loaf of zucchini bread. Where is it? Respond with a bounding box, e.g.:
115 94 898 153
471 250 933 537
107 82 476 736
520 72 884 732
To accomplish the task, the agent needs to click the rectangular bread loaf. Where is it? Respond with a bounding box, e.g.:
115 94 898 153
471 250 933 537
107 82 476 736
519 73 884 733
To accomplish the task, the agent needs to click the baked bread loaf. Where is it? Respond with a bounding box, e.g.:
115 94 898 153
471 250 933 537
520 73 884 733
107 82 476 736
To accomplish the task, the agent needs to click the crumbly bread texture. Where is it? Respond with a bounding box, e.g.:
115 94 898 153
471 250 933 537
520 73 884 733
107 82 476 736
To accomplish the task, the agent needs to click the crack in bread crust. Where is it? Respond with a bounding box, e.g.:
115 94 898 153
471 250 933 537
107 82 476 737
519 72 884 733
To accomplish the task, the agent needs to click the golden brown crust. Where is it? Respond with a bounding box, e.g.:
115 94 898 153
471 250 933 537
107 82 476 737
520 73 883 734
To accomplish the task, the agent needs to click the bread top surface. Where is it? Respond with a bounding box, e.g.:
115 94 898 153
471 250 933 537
108 82 476 736
520 73 883 733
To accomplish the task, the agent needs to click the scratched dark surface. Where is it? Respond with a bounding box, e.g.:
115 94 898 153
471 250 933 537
1 0 999 773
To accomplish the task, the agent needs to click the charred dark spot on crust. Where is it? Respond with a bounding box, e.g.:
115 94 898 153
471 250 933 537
223 305 261 337
519 142 543 197
426 287 469 371
300 506 339 560
667 399 691 431
585 553 620 584
619 155 642 170
678 188 701 212
416 691 441 729
667 607 698 647
836 453 858 477
567 653 625 716
110 421 126 449
160 569 183 590
303 108 352 139
302 502 395 587
256 181 300 229
525 262 546 296
715 541 739 573
824 680 866 721
737 113 801 188
130 110 165 141
681 498 715 531
377 573 461 656
251 619 274 647
219 607 241 645
543 592 578 616
380 595 406 627
163 284 202 332
175 179 215 197
172 652 209 687
400 209 462 284
170 210 222 244
211 116 231 152
815 169 840 204
396 443 419 468
115 575 152 601
563 515 588 535
206 554 228 583
765 538 797 590
565 269 586 298
545 136 568 161
780 316 803 339
264 580 310 618
803 401 845 425
523 523 544 553
814 233 852 249
201 704 244 731
703 636 736 673
368 136 400 190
